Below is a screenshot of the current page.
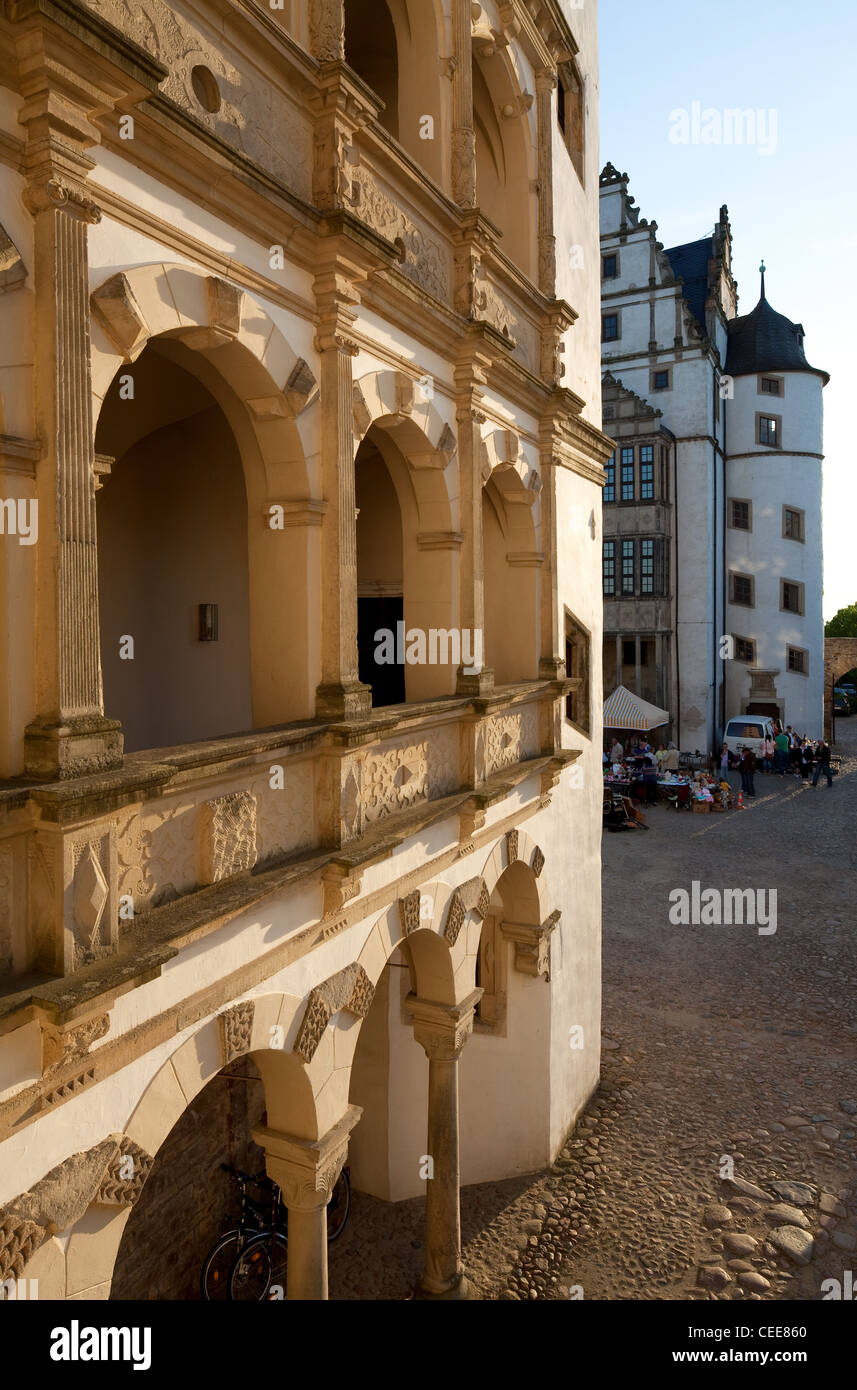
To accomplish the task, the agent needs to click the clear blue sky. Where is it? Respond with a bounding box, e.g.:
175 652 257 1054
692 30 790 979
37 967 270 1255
599 0 855 620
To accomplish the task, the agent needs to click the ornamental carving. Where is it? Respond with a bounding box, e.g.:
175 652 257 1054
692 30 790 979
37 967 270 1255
115 801 197 916
506 829 519 863
218 1000 255 1065
398 889 422 935
91 272 149 359
363 741 428 825
350 171 449 301
71 838 112 968
0 1133 153 1278
293 964 375 1062
80 0 311 197
41 1014 110 1076
443 877 487 945
41 1068 96 1110
501 910 560 981
95 1140 154 1208
532 845 545 878
0 223 27 293
200 791 257 884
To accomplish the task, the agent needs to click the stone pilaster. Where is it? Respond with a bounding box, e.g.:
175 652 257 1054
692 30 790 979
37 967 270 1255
454 340 495 698
9 4 157 778
409 990 481 1299
535 69 557 297
253 1106 361 1301
450 0 476 206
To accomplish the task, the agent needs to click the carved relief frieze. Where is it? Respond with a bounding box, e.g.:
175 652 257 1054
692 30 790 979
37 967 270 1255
293 964 375 1062
506 829 519 864
200 792 257 884
95 1139 154 1208
81 0 312 196
71 836 113 968
350 169 449 301
218 1000 255 1065
115 801 197 916
443 876 486 945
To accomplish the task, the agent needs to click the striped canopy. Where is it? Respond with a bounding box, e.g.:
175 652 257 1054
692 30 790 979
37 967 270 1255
603 685 670 732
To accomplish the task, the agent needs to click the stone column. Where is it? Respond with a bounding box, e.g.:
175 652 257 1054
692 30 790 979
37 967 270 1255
450 0 476 206
615 632 622 687
252 1105 361 1301
409 990 481 1299
535 69 557 297
635 635 642 696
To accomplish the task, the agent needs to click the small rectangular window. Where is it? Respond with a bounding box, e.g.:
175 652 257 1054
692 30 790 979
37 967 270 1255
565 610 591 733
602 254 618 279
730 573 754 607
621 539 635 594
604 452 615 503
622 639 636 666
603 540 615 596
729 499 751 531
734 637 755 663
758 414 780 447
602 313 619 342
760 377 782 395
653 370 670 390
781 580 804 615
783 507 804 541
787 646 807 674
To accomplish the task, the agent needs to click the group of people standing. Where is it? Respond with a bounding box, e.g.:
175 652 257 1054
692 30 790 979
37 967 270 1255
720 720 833 798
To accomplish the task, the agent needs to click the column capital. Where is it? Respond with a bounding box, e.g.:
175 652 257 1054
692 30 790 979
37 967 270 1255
407 990 482 1061
252 1105 361 1213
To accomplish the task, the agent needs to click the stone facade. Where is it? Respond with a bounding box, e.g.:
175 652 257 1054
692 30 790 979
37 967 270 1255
0 0 608 1301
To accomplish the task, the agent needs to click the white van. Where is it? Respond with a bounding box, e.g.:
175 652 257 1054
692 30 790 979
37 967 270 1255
723 716 775 759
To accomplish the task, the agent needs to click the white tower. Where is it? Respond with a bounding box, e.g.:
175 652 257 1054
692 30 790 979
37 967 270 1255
723 264 828 735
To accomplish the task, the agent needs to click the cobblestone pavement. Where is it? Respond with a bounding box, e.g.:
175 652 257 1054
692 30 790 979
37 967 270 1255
330 722 857 1300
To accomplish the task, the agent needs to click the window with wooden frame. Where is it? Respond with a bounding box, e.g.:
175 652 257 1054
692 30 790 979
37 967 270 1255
602 312 619 342
730 572 755 607
781 579 804 615
621 538 635 594
787 645 808 674
604 451 615 503
757 412 781 447
783 506 805 542
729 498 752 531
565 609 591 734
734 636 756 663
758 375 783 396
620 446 635 500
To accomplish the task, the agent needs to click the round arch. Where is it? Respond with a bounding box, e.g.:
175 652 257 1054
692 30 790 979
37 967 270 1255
90 264 319 731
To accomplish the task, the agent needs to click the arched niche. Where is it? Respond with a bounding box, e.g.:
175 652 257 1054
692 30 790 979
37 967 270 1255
472 45 536 277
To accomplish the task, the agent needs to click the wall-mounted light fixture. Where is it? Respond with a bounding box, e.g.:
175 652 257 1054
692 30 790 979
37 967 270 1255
199 603 219 642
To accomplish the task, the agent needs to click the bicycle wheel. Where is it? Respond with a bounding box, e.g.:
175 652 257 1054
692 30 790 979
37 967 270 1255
326 1169 350 1243
201 1230 242 1301
229 1231 288 1301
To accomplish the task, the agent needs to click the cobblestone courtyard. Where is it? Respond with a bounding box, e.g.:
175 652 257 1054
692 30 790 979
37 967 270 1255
330 721 857 1300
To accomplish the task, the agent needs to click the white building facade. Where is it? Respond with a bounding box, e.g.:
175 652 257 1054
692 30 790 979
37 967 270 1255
599 163 827 749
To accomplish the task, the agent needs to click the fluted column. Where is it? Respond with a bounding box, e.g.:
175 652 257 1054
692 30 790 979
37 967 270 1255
253 1106 361 1301
535 69 557 297
409 990 481 1299
450 0 476 205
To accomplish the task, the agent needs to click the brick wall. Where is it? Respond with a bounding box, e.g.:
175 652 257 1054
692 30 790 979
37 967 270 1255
111 1057 267 1300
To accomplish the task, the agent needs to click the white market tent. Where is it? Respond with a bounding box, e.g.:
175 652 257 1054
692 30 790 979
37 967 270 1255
603 685 670 733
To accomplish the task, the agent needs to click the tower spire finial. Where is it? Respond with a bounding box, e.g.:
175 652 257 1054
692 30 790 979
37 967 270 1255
759 259 766 299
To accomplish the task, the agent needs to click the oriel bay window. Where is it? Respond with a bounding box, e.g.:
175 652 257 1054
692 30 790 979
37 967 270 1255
604 537 667 598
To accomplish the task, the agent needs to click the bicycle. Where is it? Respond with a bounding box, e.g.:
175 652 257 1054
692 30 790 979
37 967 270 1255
201 1162 351 1301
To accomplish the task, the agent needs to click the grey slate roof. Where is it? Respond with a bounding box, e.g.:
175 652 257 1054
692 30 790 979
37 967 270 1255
664 237 712 333
725 290 829 382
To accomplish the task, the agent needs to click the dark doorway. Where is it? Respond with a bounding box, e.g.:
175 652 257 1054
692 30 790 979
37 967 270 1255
358 596 405 707
747 702 780 718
